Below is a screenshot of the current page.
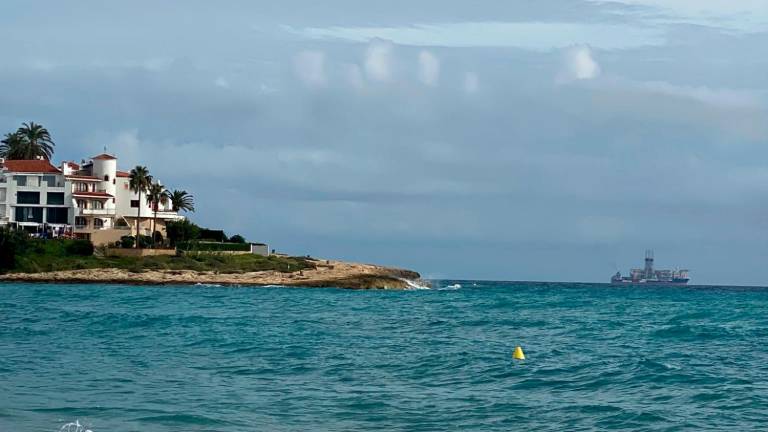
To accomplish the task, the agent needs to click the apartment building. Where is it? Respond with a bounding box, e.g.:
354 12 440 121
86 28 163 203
0 159 70 232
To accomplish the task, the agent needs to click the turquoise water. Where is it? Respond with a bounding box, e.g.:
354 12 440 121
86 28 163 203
1 282 768 431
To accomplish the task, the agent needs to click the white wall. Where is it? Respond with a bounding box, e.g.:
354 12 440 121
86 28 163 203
115 176 175 220
4 172 70 225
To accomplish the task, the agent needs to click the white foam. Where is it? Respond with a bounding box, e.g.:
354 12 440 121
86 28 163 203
400 278 431 290
59 420 93 432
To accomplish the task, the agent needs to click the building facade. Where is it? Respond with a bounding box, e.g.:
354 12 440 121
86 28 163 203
0 154 183 244
0 159 71 233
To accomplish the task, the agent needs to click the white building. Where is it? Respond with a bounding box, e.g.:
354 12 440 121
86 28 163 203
0 159 70 232
0 154 183 244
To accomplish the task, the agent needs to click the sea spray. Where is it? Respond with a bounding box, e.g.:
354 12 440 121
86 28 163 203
400 278 431 290
59 420 92 432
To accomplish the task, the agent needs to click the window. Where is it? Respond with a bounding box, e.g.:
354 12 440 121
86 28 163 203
46 207 68 224
15 207 43 223
47 192 64 205
43 175 59 187
93 201 103 209
14 176 27 186
76 183 89 192
131 200 140 208
94 218 104 228
17 192 40 204
104 175 109 181
77 200 87 209
75 216 88 227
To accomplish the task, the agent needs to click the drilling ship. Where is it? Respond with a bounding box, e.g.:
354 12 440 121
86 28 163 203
610 250 690 285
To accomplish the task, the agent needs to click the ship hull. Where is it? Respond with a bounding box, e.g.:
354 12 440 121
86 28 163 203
610 280 689 286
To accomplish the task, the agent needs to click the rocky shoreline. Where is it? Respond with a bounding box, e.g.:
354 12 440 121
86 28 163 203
0 260 425 290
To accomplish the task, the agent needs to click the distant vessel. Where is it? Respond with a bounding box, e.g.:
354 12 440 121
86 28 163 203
611 250 689 285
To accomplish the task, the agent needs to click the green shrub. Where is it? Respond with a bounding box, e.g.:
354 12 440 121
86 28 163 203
137 235 152 248
166 219 200 246
120 236 135 248
65 239 94 256
228 234 246 244
199 228 227 242
0 228 29 271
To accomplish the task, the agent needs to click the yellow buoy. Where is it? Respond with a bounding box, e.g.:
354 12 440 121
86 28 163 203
513 346 526 360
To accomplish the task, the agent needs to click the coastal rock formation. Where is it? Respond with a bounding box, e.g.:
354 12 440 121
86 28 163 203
0 260 424 290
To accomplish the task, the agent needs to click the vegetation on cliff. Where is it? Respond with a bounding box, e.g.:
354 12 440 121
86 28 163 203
0 228 314 275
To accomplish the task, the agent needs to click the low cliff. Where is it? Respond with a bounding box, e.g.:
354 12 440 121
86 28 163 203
0 259 424 290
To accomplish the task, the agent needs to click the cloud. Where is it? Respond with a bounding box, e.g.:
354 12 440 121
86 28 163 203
577 215 626 243
364 39 394 82
558 45 601 82
417 50 440 86
464 72 479 94
214 76 230 88
598 0 768 32
343 63 365 90
93 129 141 169
638 81 763 109
292 22 665 50
293 50 327 87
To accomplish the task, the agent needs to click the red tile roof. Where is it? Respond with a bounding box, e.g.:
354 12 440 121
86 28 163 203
63 161 80 170
92 154 117 160
72 191 114 198
116 170 131 178
1 159 62 173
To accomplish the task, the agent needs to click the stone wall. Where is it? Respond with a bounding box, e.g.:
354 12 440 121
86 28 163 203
105 248 178 257
91 228 132 246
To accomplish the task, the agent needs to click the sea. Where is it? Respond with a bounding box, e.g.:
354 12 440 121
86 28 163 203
1 281 767 431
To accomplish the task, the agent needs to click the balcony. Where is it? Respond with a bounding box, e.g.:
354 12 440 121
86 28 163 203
77 208 116 216
74 224 110 232
153 210 182 219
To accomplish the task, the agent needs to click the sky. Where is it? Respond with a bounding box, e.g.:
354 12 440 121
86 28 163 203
1 1 767 284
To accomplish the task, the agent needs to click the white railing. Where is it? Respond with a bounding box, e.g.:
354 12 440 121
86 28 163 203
78 208 116 216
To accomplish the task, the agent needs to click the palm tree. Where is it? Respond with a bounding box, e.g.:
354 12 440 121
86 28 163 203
146 181 167 247
167 190 195 213
15 122 55 160
0 132 27 159
129 166 152 248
